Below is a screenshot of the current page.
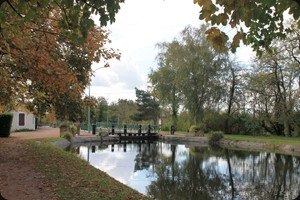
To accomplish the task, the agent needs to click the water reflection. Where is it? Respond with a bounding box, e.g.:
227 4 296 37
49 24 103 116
73 141 300 200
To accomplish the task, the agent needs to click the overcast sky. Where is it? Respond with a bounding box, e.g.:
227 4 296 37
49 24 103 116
88 0 254 103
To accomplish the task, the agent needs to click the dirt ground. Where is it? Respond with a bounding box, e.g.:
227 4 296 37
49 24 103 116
0 127 92 200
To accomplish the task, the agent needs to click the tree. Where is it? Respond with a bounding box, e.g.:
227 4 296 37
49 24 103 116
115 99 138 124
247 36 300 136
149 41 182 127
131 88 160 125
0 6 120 118
0 0 123 44
173 25 227 124
150 25 234 126
95 97 108 123
195 0 300 54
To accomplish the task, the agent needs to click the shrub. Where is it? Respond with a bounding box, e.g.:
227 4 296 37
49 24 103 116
0 113 13 137
69 124 77 135
189 125 200 133
162 125 170 132
209 131 224 145
189 123 206 133
62 132 73 140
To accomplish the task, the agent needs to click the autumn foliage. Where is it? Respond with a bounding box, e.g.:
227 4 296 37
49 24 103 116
194 0 300 53
0 7 120 120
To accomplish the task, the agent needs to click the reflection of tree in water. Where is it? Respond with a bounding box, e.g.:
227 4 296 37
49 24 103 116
132 142 300 200
134 141 159 172
228 151 300 199
146 145 227 200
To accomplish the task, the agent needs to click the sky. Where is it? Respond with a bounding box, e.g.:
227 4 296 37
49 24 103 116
88 0 254 103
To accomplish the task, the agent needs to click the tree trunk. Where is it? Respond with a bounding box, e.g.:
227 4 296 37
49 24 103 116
225 66 236 134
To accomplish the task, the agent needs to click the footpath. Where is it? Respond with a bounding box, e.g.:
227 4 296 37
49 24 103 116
9 126 95 140
0 126 95 200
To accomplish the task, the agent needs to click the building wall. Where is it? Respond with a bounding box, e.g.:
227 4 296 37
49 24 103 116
10 110 36 132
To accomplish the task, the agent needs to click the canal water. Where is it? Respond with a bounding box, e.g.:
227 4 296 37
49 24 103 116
72 141 300 200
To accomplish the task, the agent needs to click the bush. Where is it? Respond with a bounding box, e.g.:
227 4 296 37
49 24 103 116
189 123 206 133
0 113 13 137
162 125 170 132
69 124 77 135
189 125 200 133
62 132 73 140
209 131 224 145
203 110 226 132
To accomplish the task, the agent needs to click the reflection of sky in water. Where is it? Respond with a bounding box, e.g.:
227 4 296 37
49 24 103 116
78 144 234 195
77 142 300 199
79 145 156 194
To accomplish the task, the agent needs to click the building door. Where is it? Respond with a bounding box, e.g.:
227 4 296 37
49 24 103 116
19 113 25 126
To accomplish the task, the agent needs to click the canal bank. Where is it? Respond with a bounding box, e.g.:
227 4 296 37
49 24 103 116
159 134 300 156
52 132 300 156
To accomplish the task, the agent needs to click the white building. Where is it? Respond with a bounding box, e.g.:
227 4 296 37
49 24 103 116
10 109 36 132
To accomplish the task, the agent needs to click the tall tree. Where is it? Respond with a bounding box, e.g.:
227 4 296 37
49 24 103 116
149 41 182 127
131 88 160 125
151 25 232 125
194 0 300 54
175 25 227 124
247 35 300 136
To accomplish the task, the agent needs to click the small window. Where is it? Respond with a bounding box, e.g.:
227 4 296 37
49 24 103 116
19 113 25 126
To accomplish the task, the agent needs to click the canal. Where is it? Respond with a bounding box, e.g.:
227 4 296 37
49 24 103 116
71 141 300 199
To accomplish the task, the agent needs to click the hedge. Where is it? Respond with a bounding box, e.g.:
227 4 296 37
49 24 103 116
0 113 13 137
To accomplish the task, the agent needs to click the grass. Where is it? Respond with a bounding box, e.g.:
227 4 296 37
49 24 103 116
26 141 149 200
161 130 300 146
223 134 300 146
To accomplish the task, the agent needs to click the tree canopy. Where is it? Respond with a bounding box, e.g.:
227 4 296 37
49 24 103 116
194 0 300 54
150 25 229 125
0 0 124 43
0 4 120 119
131 88 160 125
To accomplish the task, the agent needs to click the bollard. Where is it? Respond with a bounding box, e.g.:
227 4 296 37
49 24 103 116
111 124 115 135
171 125 175 135
138 125 142 136
92 146 96 153
92 124 96 135
111 144 114 152
123 143 127 152
124 125 127 136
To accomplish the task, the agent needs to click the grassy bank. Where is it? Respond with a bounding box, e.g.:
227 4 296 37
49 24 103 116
223 134 300 146
161 130 300 146
27 141 149 200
